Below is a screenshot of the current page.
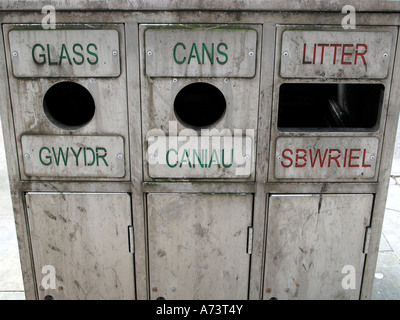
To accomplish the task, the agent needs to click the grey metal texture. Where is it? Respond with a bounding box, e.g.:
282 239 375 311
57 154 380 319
147 193 253 300
264 194 373 300
145 26 257 78
25 192 135 300
9 28 120 77
280 30 393 79
0 6 399 301
274 137 379 180
21 135 125 178
0 0 399 12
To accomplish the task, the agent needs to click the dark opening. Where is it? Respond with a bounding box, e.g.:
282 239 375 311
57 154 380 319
278 83 384 131
174 82 226 129
43 81 95 129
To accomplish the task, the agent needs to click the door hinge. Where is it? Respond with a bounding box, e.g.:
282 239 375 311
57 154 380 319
363 226 372 254
247 226 254 255
128 225 135 254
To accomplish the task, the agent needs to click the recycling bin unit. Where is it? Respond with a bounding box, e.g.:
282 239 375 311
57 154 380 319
0 1 399 300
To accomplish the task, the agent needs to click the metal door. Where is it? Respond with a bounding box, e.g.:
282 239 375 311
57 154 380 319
25 192 135 300
264 194 373 300
147 193 253 299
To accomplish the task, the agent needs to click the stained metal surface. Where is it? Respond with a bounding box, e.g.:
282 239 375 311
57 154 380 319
147 193 253 300
0 8 398 302
274 137 379 180
145 26 257 78
140 24 262 182
21 135 125 178
147 135 254 178
0 0 399 12
25 192 135 300
9 29 120 77
264 194 373 300
280 29 394 79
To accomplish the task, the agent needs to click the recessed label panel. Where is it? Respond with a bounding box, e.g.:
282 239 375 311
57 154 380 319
275 137 379 180
145 27 257 77
280 30 393 78
147 135 254 178
9 29 120 77
21 135 125 178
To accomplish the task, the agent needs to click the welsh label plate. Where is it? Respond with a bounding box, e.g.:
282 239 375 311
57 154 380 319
147 135 254 178
275 136 379 180
21 135 125 178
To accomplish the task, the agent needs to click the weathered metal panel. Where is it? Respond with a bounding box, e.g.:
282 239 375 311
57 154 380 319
145 26 257 77
274 137 379 180
264 194 373 300
280 30 393 79
147 193 253 300
3 24 130 181
25 192 135 300
147 135 254 178
9 29 120 78
2 0 400 12
21 135 125 178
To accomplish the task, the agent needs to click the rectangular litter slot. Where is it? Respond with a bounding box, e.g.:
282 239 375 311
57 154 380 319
278 83 384 130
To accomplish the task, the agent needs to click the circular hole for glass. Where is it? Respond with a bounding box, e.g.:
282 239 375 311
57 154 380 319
174 82 226 129
43 81 95 130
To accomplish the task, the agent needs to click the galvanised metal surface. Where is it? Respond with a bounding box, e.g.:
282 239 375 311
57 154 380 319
9 28 120 77
0 1 399 300
25 192 135 300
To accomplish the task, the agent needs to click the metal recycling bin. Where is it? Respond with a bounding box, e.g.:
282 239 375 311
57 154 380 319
0 1 399 300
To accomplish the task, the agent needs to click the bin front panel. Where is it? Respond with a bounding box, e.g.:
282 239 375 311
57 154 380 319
147 193 253 300
264 194 373 300
26 192 135 300
274 137 379 180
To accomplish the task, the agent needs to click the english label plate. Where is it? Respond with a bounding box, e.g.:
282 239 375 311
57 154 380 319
21 135 125 178
145 27 257 77
147 135 254 178
275 137 379 180
280 30 393 79
9 29 120 77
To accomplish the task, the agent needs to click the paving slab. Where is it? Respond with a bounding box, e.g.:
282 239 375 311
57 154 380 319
372 251 400 300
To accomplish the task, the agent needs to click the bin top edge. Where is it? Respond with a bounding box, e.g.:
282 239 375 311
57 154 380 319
1 0 400 12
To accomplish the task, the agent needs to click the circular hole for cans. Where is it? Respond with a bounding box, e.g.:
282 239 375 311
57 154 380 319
43 81 95 130
174 82 226 129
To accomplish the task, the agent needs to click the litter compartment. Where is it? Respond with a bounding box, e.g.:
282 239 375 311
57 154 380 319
278 83 384 130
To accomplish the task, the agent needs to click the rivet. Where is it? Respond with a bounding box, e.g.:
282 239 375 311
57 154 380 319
12 51 18 57
148 50 153 56
112 50 118 56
